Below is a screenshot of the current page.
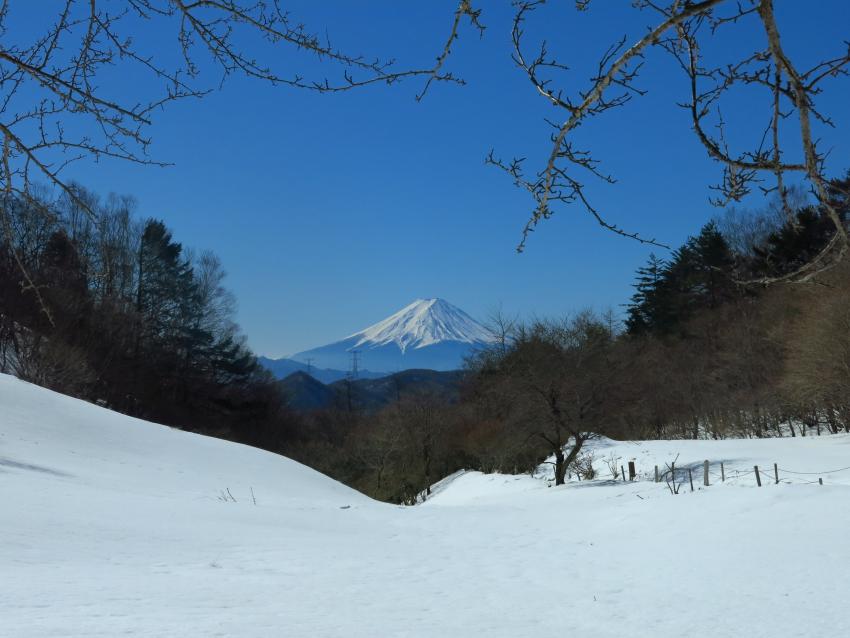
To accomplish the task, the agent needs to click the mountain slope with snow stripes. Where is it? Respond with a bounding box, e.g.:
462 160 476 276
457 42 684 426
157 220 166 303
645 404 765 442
346 298 492 352
286 298 493 372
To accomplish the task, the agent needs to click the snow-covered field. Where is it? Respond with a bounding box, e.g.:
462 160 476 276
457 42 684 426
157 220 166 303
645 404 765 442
3 373 849 637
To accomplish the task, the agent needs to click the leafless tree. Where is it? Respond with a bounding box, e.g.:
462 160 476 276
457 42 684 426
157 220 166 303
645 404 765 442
473 311 634 485
6 327 94 397
348 411 404 496
664 454 683 494
482 307 519 358
395 394 451 498
486 0 849 283
782 263 850 433
714 188 808 257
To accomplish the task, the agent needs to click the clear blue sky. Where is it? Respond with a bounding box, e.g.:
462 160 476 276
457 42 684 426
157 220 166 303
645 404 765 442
61 1 850 356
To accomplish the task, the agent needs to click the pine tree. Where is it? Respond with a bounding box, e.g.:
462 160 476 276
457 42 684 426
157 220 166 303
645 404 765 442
626 223 738 336
750 172 850 277
690 221 737 309
136 219 197 349
625 253 667 335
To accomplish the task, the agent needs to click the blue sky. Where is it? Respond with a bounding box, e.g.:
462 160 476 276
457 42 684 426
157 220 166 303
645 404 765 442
59 1 850 356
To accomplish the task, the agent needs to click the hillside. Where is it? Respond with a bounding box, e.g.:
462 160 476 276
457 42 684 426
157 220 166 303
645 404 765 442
3 374 850 637
328 368 465 411
277 370 339 411
278 368 464 412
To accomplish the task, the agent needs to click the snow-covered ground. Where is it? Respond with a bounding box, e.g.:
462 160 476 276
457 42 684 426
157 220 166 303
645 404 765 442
427 434 850 505
3 373 849 637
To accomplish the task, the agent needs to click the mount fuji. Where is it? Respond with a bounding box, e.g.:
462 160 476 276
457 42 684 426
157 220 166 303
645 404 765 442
262 299 493 379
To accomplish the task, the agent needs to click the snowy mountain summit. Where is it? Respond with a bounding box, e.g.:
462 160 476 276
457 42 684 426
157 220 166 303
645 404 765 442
288 298 493 374
348 298 491 353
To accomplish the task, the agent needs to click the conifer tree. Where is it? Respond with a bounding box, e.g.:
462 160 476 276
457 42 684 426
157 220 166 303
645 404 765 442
627 223 737 336
626 253 667 335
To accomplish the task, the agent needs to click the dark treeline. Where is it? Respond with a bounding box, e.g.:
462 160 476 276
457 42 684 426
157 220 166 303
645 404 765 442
3 175 849 505
0 187 302 449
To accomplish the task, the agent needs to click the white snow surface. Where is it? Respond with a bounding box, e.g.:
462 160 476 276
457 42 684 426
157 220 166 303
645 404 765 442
3 373 850 637
427 435 850 504
347 297 492 352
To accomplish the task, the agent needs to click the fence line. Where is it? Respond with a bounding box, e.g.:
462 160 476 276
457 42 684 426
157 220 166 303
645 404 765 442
639 459 850 491
777 465 850 475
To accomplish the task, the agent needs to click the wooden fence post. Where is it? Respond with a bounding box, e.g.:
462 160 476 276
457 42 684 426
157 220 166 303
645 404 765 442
628 461 636 482
688 468 694 492
704 460 709 486
621 466 626 483
774 463 779 485
654 465 659 483
721 462 725 483
819 477 823 485
754 465 762 487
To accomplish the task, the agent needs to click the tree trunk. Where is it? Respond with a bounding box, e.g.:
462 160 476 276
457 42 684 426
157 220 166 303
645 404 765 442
554 448 567 485
554 436 586 486
423 439 432 495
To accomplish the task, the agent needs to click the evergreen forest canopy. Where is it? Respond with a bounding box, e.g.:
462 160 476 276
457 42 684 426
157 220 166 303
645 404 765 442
2 173 849 504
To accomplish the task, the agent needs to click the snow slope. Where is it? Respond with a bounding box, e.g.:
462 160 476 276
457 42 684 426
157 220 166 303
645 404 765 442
286 298 493 372
3 374 850 637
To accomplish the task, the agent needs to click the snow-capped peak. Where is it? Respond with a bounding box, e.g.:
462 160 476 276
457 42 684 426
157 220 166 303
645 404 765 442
347 298 492 353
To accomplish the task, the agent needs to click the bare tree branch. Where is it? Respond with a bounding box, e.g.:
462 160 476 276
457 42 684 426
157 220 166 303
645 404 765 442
0 0 481 319
491 0 848 282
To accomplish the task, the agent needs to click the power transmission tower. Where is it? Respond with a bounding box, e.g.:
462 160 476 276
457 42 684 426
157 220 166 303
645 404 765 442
304 358 314 376
349 350 361 380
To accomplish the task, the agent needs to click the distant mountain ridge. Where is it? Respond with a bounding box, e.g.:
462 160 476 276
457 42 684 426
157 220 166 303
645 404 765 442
256 357 383 384
277 371 338 411
278 369 465 412
262 298 492 377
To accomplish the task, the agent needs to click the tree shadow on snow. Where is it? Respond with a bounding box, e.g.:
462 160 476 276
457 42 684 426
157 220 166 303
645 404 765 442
567 478 623 489
0 456 73 477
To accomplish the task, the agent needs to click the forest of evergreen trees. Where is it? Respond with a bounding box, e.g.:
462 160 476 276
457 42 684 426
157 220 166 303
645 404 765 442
2 174 849 504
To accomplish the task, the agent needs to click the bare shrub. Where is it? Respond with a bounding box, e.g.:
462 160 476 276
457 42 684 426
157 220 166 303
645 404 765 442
572 451 597 481
604 452 621 480
11 330 94 398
